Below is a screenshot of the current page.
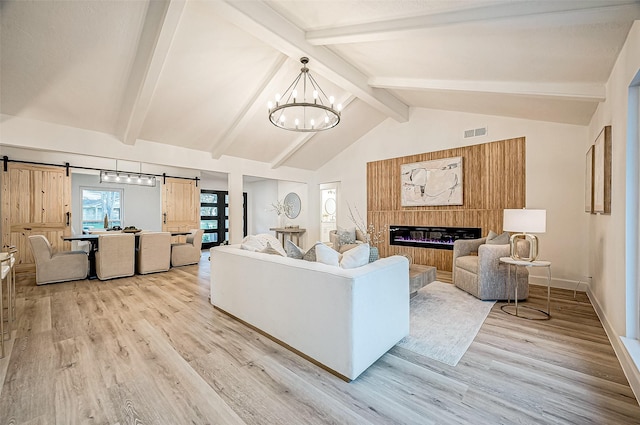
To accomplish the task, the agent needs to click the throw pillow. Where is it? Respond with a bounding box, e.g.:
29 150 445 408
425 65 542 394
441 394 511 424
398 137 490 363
340 243 370 269
285 239 304 259
260 242 284 256
336 226 356 245
486 230 498 241
315 242 341 267
303 243 319 262
240 235 264 252
487 231 510 245
254 233 286 256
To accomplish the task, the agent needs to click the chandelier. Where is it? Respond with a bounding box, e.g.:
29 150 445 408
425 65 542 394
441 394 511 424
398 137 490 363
99 160 157 187
268 57 341 132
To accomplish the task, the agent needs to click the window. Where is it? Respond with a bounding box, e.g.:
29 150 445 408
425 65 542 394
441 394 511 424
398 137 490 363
200 190 247 249
81 187 123 231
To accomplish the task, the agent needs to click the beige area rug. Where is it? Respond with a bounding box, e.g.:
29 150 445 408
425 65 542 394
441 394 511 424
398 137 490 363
397 281 495 367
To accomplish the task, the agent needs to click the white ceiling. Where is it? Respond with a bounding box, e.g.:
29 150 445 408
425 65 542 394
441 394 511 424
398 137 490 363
1 0 638 170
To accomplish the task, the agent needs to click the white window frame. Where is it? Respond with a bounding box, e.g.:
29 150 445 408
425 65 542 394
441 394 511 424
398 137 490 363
80 186 124 231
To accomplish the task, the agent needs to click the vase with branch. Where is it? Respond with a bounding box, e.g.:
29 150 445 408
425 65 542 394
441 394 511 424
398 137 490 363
347 203 386 261
269 199 293 228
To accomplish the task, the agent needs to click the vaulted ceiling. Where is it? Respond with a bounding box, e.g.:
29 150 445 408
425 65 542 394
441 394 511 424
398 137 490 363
1 0 639 170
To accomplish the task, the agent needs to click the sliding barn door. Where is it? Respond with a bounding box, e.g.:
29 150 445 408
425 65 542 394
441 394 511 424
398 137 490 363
1 163 71 272
162 177 199 240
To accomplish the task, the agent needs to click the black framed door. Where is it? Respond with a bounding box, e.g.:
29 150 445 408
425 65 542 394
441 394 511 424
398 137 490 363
200 190 247 249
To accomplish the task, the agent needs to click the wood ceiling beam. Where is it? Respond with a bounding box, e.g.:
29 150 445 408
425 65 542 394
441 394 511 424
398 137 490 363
210 0 409 123
116 0 186 145
306 1 640 45
208 54 289 159
369 78 606 102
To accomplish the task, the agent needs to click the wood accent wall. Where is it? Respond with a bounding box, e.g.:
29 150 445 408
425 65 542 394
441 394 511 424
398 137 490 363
367 137 526 271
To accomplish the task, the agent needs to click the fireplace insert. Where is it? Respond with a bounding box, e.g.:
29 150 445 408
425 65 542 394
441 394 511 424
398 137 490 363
389 225 482 250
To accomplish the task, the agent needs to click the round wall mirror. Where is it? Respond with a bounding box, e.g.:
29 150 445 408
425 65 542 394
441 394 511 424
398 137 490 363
324 198 336 215
284 192 301 219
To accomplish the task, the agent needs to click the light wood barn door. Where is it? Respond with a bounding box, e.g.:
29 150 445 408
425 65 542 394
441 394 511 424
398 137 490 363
1 163 71 272
162 177 199 242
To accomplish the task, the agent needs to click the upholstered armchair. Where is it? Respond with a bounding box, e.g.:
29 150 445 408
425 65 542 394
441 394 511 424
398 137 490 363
329 228 367 253
28 235 88 285
453 237 530 301
171 229 204 267
95 233 135 280
136 232 171 274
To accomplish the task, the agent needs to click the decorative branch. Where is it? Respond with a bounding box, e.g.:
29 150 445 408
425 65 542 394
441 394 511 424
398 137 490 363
269 199 293 216
347 203 386 246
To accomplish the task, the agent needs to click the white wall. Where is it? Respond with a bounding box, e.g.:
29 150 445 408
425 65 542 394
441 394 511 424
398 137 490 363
587 21 640 395
278 180 309 247
71 172 162 232
316 107 589 286
246 179 278 235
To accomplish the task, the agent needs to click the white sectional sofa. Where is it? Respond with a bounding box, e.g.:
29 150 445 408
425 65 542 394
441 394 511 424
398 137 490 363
210 244 410 381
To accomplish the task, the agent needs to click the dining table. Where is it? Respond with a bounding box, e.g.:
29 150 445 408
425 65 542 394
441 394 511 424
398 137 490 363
63 231 193 279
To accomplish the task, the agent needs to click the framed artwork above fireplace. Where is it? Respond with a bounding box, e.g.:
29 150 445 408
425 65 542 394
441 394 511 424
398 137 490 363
400 156 463 206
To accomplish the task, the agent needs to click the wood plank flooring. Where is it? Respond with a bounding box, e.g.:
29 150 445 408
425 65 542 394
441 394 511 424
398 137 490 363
1 253 639 424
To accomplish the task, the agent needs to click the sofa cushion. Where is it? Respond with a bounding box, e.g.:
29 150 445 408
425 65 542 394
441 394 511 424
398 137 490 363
340 243 370 269
316 242 341 266
456 255 479 274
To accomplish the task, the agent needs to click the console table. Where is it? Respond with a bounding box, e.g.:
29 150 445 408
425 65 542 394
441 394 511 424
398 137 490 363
269 227 306 246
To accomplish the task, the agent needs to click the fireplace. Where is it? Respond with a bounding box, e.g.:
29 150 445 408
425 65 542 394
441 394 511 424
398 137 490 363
389 225 482 250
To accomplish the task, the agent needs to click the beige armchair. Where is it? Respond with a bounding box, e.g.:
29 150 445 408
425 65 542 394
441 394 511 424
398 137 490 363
329 228 367 253
171 229 204 267
28 235 88 285
95 233 135 280
453 237 530 301
136 232 171 274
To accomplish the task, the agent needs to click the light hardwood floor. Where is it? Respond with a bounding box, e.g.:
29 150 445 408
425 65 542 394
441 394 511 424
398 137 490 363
1 252 639 424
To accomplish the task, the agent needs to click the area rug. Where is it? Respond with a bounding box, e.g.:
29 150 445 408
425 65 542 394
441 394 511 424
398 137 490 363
397 281 495 367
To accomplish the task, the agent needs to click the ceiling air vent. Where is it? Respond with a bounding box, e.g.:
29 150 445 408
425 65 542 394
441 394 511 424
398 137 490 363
463 126 488 139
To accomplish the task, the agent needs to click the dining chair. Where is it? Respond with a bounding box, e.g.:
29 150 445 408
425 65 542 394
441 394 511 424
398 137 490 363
136 232 171 274
171 229 204 267
28 235 89 285
95 233 135 280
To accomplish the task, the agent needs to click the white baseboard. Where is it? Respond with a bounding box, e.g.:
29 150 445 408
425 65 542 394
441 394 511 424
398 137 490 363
586 287 640 405
528 275 590 292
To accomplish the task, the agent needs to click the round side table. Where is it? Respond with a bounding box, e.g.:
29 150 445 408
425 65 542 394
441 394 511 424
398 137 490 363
499 256 551 320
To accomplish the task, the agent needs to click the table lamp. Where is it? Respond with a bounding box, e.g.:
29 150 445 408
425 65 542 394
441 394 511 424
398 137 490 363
503 209 546 261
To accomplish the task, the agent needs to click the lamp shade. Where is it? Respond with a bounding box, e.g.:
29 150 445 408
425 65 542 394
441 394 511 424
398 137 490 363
503 209 546 233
